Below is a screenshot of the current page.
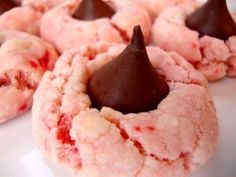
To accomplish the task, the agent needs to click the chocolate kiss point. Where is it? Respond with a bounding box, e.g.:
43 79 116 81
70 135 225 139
0 0 19 15
73 0 115 21
87 25 170 114
186 0 236 40
130 26 146 49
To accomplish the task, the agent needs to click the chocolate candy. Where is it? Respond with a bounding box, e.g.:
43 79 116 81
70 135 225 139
186 0 236 40
87 25 170 114
0 0 19 15
73 0 115 21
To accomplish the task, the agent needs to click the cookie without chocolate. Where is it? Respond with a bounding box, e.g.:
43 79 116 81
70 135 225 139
0 30 57 123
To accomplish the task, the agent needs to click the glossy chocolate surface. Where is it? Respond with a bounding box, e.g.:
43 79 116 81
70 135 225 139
186 0 236 40
87 26 170 114
73 0 115 21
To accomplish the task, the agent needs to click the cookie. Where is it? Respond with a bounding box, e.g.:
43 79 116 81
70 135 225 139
40 0 151 53
131 0 189 20
0 30 58 123
32 37 218 177
152 1 236 81
0 0 42 35
16 0 65 11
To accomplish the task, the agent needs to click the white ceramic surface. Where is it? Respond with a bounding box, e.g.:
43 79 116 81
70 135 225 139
0 0 236 177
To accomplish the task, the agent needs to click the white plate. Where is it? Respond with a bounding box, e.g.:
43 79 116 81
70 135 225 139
1 78 236 177
1 0 236 176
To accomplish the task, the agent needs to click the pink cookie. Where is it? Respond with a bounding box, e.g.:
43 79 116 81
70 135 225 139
0 30 58 123
32 42 218 177
16 0 65 11
152 1 236 81
0 5 42 35
131 0 190 20
40 0 151 53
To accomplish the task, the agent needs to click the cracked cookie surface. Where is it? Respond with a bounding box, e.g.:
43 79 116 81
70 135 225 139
130 0 189 20
16 0 65 11
32 42 218 177
152 1 236 81
0 30 57 123
0 6 42 35
40 0 151 53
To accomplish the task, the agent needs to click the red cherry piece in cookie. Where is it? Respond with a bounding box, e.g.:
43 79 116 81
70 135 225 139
87 25 170 114
186 0 236 40
73 0 115 21
19 103 27 112
38 52 49 70
0 0 19 15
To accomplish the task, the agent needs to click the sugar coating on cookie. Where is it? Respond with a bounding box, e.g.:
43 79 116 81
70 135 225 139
0 30 58 123
131 0 190 20
16 0 65 11
0 6 42 35
32 42 218 177
40 0 151 53
152 1 236 81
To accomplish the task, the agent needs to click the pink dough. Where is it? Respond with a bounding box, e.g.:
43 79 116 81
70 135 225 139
131 0 191 20
32 42 218 177
0 6 42 35
0 30 58 123
16 0 65 11
40 0 151 53
152 1 236 81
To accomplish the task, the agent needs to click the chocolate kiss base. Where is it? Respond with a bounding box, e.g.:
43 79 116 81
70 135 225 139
87 26 170 114
186 0 236 40
0 0 19 15
73 0 115 21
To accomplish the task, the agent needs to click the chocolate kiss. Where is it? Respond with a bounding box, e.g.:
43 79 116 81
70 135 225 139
73 0 115 21
186 0 236 40
0 0 19 15
87 25 170 114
